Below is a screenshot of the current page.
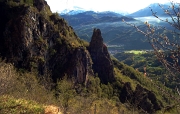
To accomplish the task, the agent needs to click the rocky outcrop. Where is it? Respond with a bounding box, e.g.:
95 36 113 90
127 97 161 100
33 0 49 11
0 1 93 84
49 45 93 84
134 84 162 113
120 83 162 113
72 48 93 84
88 28 115 84
119 82 133 103
0 5 54 71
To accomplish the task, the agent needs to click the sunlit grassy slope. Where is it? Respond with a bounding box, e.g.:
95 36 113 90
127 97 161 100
0 95 44 114
124 50 147 54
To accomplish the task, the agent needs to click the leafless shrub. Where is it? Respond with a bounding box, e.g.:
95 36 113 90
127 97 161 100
0 61 17 95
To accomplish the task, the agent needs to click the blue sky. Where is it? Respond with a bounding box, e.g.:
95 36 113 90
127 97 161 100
46 0 178 13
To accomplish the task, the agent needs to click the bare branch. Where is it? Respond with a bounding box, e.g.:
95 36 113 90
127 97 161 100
123 1 180 78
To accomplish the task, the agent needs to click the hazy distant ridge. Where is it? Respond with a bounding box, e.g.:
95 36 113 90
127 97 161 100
127 3 171 17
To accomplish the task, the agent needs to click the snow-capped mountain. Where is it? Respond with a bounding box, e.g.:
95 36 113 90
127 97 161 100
59 6 129 16
127 3 169 17
60 6 87 15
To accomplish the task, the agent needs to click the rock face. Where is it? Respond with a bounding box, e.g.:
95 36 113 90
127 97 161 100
0 1 93 84
49 45 93 84
0 1 115 85
134 84 162 113
72 48 93 84
33 0 49 11
119 82 133 103
88 29 115 84
120 83 162 113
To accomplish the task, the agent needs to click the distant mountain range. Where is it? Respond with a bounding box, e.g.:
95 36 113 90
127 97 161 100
60 11 149 50
60 6 86 15
60 3 174 17
59 6 129 16
60 2 173 50
127 3 174 17
60 11 135 26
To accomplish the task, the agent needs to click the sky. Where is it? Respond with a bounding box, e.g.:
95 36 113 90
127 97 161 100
45 0 179 13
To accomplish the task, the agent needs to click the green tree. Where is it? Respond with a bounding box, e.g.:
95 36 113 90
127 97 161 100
56 76 76 113
124 1 180 79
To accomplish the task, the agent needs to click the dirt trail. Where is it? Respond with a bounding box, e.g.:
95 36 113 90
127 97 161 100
44 105 63 114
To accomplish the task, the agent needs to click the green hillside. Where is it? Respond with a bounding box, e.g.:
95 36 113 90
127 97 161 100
0 0 179 114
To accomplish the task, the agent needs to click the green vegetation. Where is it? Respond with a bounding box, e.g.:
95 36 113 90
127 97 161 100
23 0 33 5
0 95 44 114
112 58 180 113
114 51 180 89
0 60 136 113
1 57 179 113
124 50 147 54
0 60 55 113
5 0 34 6
0 1 179 113
125 1 180 79
0 53 179 114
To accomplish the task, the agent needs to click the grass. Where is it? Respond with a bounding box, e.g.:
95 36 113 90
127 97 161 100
113 59 180 107
0 60 134 114
125 50 147 54
0 95 44 114
0 57 178 114
114 67 138 91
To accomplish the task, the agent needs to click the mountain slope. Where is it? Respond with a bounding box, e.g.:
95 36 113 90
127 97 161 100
0 0 179 113
0 95 44 114
128 3 169 17
0 0 94 83
60 11 125 26
60 11 149 50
